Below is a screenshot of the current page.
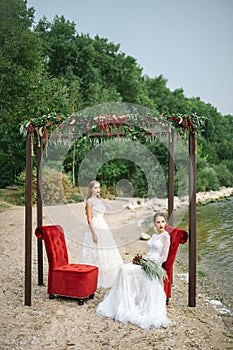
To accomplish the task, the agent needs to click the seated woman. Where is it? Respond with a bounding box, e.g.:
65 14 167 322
96 213 170 329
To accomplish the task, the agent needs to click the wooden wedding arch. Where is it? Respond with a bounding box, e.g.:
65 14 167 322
23 111 200 307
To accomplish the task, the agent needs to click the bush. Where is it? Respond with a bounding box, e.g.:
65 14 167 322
15 167 83 206
213 162 233 187
42 167 83 205
0 187 25 207
197 166 220 192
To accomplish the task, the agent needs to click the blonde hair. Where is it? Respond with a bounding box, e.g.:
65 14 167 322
86 180 100 200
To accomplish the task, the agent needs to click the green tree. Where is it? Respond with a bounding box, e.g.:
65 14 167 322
34 17 143 107
1 3 233 194
0 0 70 187
143 75 172 113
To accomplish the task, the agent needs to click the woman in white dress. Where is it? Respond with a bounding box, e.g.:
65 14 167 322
79 180 123 288
96 213 171 329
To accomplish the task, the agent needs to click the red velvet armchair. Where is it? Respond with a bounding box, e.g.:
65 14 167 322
35 225 98 305
163 225 188 303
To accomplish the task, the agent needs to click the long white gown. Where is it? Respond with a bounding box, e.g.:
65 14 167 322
79 197 123 288
96 231 171 329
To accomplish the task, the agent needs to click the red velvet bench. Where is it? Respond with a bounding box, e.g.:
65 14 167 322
35 225 98 305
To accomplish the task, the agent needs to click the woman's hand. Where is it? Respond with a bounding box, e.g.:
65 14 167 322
92 232 98 243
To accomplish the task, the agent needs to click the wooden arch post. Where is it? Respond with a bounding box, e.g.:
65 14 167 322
25 134 33 306
188 132 196 307
37 141 43 285
25 136 44 306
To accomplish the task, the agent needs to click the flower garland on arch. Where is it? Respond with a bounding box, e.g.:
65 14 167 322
162 113 206 137
20 112 206 155
20 113 67 156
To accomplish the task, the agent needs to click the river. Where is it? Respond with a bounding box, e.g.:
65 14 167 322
177 196 233 313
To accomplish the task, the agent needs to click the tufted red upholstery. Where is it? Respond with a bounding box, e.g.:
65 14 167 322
163 225 188 299
35 225 98 302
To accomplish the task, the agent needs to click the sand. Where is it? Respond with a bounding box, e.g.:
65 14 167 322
1 195 233 350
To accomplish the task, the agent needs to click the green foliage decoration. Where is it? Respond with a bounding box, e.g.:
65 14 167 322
20 111 206 153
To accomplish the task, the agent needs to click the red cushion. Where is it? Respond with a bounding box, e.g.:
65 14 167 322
55 264 98 273
50 265 98 298
163 225 188 298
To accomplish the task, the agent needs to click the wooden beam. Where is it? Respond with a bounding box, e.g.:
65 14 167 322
86 130 168 137
188 132 197 307
37 142 43 285
25 134 33 306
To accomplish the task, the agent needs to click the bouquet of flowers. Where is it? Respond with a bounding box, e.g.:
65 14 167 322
132 254 167 281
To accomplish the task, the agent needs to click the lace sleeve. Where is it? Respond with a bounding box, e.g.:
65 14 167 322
158 233 171 264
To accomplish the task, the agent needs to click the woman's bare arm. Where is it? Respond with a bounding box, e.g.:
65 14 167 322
86 201 98 243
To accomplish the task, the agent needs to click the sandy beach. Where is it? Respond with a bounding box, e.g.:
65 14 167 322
1 189 233 349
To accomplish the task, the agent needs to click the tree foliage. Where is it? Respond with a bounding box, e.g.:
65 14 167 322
0 0 232 195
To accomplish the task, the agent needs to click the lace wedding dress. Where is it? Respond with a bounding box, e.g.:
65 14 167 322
96 231 171 329
79 197 123 288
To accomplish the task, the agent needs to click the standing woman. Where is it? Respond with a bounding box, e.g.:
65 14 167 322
79 180 123 288
96 213 170 329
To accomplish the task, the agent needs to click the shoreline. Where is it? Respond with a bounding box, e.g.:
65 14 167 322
196 187 233 204
123 187 233 212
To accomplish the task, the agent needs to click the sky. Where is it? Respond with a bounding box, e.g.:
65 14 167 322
26 0 233 116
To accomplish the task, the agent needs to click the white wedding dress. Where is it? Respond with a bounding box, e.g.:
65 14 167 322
79 197 123 288
96 231 171 329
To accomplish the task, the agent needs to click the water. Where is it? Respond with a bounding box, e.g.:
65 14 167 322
178 196 233 312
